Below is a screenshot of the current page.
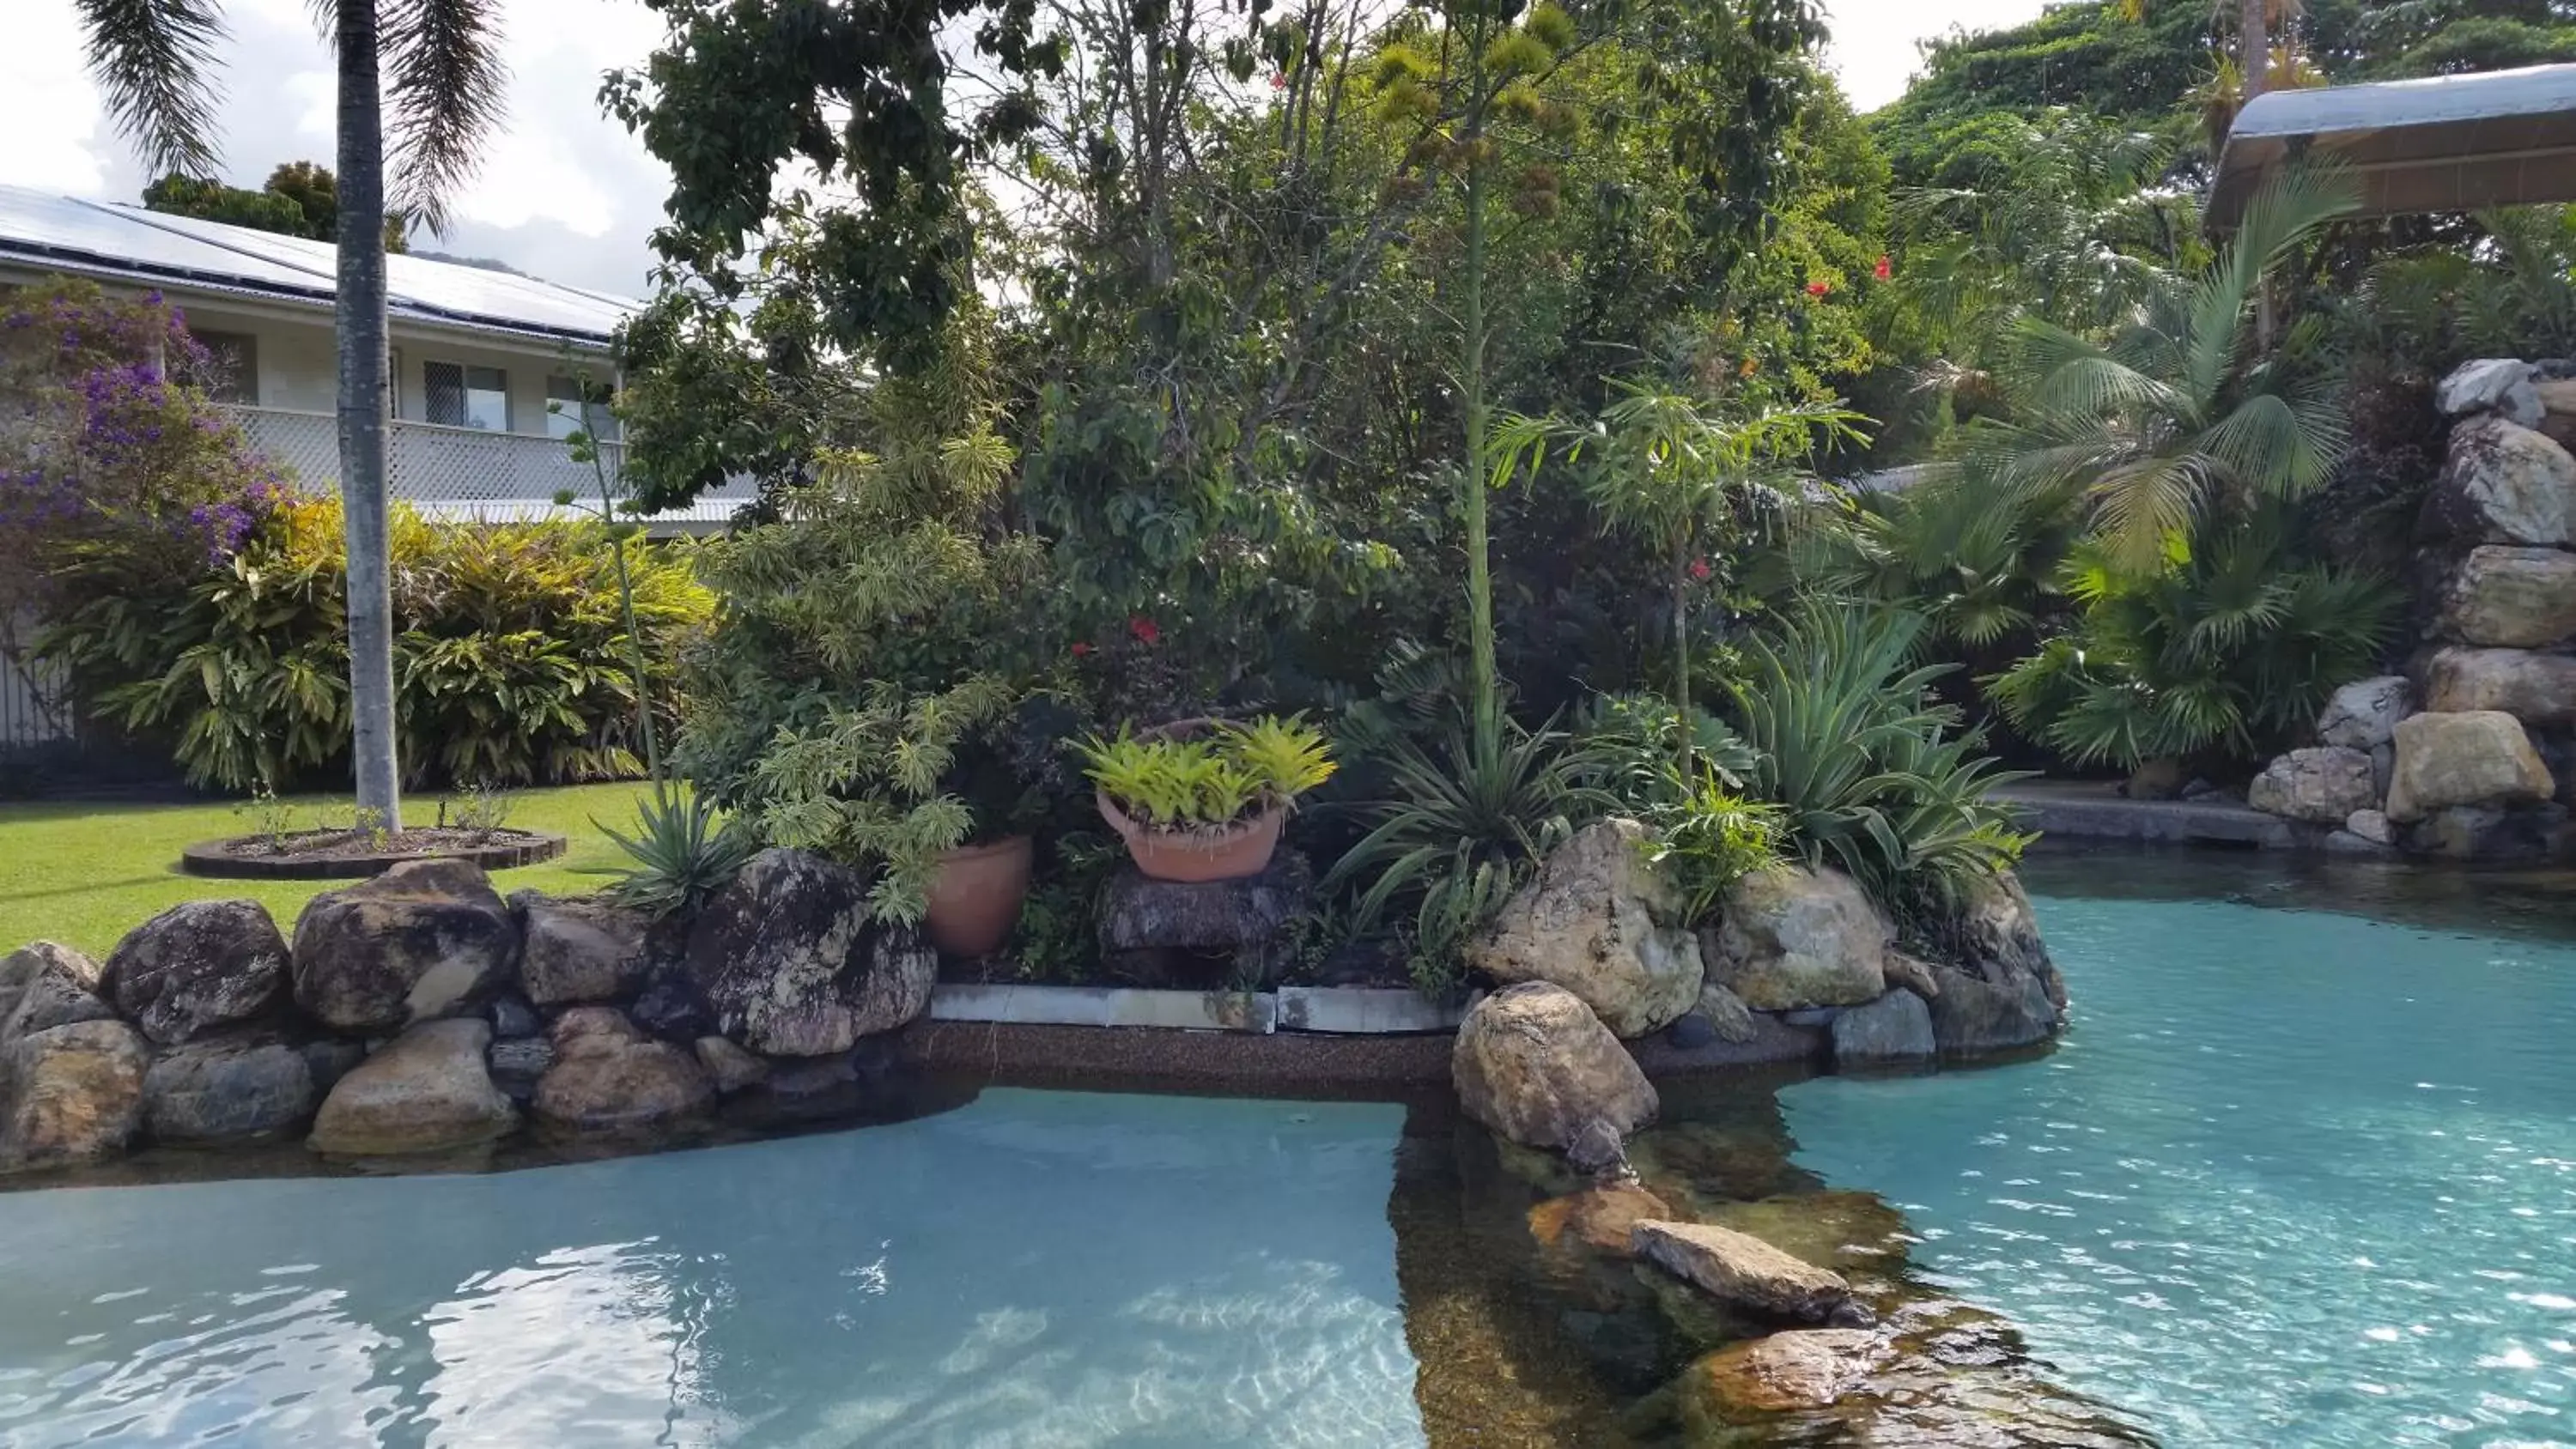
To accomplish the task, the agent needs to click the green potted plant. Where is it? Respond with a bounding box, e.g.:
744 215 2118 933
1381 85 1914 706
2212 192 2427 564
1081 715 1336 882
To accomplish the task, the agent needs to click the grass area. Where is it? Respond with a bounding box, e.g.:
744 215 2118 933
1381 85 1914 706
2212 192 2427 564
0 782 656 960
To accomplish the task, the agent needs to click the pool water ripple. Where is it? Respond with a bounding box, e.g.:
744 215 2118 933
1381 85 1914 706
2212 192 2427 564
1782 876 2576 1449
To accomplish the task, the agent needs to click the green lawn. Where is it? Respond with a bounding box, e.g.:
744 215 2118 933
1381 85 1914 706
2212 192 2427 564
0 782 656 961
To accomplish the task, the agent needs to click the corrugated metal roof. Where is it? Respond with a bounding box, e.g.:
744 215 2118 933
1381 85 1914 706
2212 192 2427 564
2210 64 2576 228
0 183 639 343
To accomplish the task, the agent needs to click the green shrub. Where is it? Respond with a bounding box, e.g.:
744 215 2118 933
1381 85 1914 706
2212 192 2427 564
1078 716 1336 830
1729 605 2032 919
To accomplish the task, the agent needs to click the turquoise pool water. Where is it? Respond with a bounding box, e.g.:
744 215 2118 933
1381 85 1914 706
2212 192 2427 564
1782 858 2576 1449
0 1089 1425 1448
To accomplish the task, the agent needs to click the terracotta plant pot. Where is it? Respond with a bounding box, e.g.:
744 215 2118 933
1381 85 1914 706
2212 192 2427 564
1097 791 1285 882
923 835 1034 957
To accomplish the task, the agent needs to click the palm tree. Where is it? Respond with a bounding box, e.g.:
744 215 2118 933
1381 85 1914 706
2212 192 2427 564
1971 165 2358 575
80 0 507 830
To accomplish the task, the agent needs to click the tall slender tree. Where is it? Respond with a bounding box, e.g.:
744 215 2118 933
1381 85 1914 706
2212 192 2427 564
78 0 507 829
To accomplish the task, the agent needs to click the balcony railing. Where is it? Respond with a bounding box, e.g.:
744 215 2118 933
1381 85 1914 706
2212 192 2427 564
222 405 625 507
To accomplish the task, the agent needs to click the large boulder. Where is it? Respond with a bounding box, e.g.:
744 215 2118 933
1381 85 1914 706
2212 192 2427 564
0 942 113 1042
100 900 291 1046
1830 989 1935 1068
0 1020 149 1172
1923 870 2068 1057
291 859 520 1034
1452 982 1656 1166
2385 710 2555 823
1631 1219 1856 1324
143 1038 316 1143
2420 413 2575 545
2436 357 2543 427
307 1017 518 1155
2245 746 2378 825
2316 675 2414 753
2421 646 2576 727
512 892 654 1007
683 849 936 1057
532 1006 715 1131
1706 865 1888 1012
1463 819 1704 1038
2433 546 2576 648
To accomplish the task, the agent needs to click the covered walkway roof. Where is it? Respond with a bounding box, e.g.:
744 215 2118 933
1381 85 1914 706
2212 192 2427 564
2208 64 2576 229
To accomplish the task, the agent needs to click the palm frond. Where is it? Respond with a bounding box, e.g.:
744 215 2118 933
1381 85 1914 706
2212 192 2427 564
77 0 228 178
380 0 510 233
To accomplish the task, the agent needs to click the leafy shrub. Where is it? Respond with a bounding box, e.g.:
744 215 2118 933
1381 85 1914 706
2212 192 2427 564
603 786 760 919
39 494 709 791
1728 605 2032 919
1078 716 1336 830
1573 692 1781 923
1644 768 1784 926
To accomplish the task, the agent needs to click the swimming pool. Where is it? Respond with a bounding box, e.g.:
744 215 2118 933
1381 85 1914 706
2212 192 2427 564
0 1090 1425 1447
1782 853 2576 1448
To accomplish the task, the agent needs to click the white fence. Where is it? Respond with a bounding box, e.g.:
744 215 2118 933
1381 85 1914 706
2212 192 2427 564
224 406 627 506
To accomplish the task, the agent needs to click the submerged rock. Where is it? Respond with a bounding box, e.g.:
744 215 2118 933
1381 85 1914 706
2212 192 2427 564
1831 989 1935 1068
2400 802 2574 862
1680 1328 1893 1421
2385 710 2555 822
1631 1219 1856 1325
513 892 654 1007
2316 675 2414 752
532 1007 714 1131
1699 1191 1911 1279
143 1038 315 1143
1466 819 1704 1038
1528 1181 1673 1258
1705 865 1889 1012
1453 982 1657 1165
0 942 113 1042
694 1035 769 1094
308 1018 518 1155
100 900 291 1046
0 1019 149 1172
2246 747 2377 825
684 849 935 1057
291 859 520 1034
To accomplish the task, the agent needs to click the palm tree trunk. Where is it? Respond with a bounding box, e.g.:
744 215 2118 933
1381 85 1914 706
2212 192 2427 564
2240 0 2268 100
1461 45 1498 767
336 0 402 829
1670 534 1692 775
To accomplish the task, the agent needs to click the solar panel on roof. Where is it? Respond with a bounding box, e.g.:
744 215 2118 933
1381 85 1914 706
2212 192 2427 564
0 186 332 296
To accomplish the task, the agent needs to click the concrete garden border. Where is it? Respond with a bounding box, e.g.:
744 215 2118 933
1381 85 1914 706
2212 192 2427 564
179 830 570 880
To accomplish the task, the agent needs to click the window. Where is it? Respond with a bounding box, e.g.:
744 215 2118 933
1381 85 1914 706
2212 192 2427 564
424 361 508 431
194 330 258 405
545 376 619 441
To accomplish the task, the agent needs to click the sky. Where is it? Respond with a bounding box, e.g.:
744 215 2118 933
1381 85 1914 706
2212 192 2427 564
3 0 2050 300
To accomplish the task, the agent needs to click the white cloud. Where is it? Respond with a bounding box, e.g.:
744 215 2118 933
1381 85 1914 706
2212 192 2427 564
1825 0 2052 111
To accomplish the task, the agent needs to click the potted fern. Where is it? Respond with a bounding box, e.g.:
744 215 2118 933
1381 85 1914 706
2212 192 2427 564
1081 715 1336 882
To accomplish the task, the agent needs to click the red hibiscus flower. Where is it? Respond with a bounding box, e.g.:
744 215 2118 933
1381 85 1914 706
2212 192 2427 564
1874 254 1893 281
1129 615 1161 646
1070 641 1095 658
1805 280 1831 298
1688 557 1712 582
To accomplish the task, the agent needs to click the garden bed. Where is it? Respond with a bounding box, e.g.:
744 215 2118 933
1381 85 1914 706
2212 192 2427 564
179 828 569 879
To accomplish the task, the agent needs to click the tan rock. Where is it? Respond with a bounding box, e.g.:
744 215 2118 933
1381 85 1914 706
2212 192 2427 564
0 942 113 1043
1631 1218 1854 1323
0 1020 149 1172
2421 646 2576 726
1701 1191 1911 1276
2385 710 2555 823
308 1018 518 1155
2421 412 2576 545
514 893 654 1006
694 1035 769 1094
2434 546 2576 648
1680 1329 1892 1422
1527 1181 1671 1257
532 1007 714 1131
1465 819 1704 1038
1706 864 1889 1011
1451 982 1656 1164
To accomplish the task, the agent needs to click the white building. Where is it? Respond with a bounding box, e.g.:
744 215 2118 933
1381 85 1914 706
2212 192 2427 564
0 184 747 757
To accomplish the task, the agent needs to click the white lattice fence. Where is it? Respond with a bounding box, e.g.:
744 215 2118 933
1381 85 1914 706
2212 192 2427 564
224 407 626 506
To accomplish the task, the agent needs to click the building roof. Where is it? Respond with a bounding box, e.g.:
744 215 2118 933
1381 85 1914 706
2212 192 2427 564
0 184 638 345
2209 64 2576 229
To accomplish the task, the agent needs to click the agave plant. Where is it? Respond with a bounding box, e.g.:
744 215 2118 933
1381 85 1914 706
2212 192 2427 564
600 785 759 919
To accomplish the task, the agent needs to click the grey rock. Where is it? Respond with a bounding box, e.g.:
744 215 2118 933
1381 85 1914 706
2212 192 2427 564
1664 1012 1718 1050
513 893 653 1007
307 1018 518 1155
0 942 112 1043
2421 412 2573 544
1831 989 1936 1067
2434 546 2576 648
143 1039 315 1142
98 900 291 1046
2179 777 2222 801
1706 865 1890 1012
1922 871 2068 1057
2385 710 2555 822
1691 979 1760 1043
1779 1007 1844 1028
486 1037 555 1101
2324 828 2400 857
684 850 935 1057
2399 802 2575 862
1452 982 1657 1157
2421 646 2576 727
298 1039 367 1094
2317 676 2414 752
2246 747 2378 825
291 859 519 1034
489 994 540 1040
532 1007 714 1131
629 975 714 1043
2373 741 2397 801
1097 850 1313 987
2437 358 2543 424
2344 808 2397 845
1466 819 1704 1038
694 1035 769 1094
0 1019 149 1172
1631 1219 1853 1325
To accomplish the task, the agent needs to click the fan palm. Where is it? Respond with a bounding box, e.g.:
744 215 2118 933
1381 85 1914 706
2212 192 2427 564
79 0 509 830
1969 165 2359 574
